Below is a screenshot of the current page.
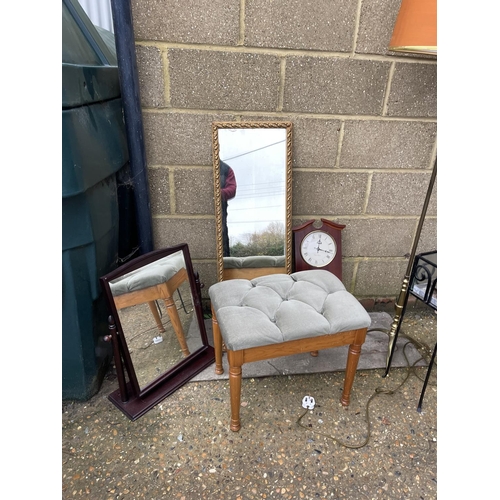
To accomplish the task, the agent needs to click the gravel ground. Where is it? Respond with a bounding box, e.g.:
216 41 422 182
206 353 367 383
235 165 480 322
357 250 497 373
62 308 437 499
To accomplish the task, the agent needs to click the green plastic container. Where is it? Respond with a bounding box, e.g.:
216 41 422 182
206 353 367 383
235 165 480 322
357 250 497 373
62 0 130 400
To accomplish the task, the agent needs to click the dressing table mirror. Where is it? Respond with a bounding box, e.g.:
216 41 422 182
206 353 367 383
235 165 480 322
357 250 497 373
100 244 215 420
212 121 293 281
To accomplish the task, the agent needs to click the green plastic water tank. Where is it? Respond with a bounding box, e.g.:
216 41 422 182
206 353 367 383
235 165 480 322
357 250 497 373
62 0 131 400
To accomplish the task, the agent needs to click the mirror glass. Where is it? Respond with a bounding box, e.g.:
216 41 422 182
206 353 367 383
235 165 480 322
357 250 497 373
212 122 293 281
100 244 214 418
108 250 203 389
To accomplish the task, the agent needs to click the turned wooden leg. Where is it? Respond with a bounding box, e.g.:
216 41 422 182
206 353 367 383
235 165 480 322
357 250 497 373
163 296 190 356
227 350 244 432
310 350 318 357
148 301 165 333
211 308 224 375
340 328 367 407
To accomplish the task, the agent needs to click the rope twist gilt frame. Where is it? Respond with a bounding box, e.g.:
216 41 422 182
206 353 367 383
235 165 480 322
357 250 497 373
211 121 293 282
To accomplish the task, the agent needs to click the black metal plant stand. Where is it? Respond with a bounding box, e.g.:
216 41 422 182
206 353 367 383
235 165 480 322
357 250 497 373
386 249 437 412
409 250 437 412
418 342 437 412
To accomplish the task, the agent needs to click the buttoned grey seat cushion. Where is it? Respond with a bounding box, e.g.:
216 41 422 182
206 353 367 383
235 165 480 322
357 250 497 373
109 252 185 296
209 270 371 351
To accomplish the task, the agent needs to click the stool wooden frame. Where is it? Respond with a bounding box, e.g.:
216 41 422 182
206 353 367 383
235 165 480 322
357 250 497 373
211 307 368 432
113 268 191 356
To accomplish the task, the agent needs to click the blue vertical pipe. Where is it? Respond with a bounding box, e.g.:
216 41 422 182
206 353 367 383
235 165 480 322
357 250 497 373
110 0 153 254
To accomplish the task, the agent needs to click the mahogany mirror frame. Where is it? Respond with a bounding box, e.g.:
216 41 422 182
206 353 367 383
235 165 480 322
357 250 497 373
100 244 215 421
212 121 293 281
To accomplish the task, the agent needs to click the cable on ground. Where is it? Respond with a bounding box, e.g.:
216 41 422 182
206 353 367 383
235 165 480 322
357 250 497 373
296 330 436 449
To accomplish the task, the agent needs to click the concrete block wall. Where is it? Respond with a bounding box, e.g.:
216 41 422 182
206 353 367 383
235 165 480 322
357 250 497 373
130 0 437 302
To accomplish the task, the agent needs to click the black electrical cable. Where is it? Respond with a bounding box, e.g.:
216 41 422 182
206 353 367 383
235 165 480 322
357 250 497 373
296 332 436 449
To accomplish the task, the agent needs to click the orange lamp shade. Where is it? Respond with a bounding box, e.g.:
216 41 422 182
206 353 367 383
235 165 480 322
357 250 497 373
389 0 437 55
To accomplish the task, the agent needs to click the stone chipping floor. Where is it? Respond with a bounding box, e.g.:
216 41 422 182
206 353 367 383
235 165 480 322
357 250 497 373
62 308 437 499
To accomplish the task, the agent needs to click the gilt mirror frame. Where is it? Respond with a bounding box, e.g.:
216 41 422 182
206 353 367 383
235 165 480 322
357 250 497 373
100 244 215 421
212 121 293 281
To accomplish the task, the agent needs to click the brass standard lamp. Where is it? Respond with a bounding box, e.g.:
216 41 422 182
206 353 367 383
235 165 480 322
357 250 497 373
384 0 437 376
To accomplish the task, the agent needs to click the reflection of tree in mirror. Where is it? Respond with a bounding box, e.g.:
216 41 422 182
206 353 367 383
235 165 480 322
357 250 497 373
230 221 285 257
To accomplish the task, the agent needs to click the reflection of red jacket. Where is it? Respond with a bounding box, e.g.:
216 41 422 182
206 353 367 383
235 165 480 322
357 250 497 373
221 167 237 201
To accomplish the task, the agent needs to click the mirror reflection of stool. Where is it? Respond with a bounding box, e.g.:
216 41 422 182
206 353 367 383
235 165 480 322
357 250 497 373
109 255 191 357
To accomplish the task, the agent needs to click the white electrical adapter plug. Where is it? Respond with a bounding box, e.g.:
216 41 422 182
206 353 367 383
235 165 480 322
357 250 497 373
302 395 316 410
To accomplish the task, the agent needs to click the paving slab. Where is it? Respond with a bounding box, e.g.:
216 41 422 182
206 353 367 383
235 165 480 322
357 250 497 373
193 312 426 382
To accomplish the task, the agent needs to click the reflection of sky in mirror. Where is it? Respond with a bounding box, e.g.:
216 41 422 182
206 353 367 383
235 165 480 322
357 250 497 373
219 128 286 245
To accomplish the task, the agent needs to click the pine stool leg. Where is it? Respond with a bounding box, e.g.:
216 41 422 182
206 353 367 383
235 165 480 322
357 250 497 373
211 309 224 375
340 328 367 407
227 350 244 432
163 296 190 356
148 301 166 333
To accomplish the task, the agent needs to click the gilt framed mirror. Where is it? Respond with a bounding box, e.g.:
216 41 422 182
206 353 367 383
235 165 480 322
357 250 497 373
212 121 293 281
100 244 215 420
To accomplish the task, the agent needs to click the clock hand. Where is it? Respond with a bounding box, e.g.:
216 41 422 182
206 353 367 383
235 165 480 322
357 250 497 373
318 248 333 254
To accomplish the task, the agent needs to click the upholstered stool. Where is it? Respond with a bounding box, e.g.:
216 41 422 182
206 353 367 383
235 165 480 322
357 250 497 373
109 252 190 356
209 270 372 431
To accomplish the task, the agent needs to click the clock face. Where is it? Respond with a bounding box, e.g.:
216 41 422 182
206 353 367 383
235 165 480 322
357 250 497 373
300 231 337 268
